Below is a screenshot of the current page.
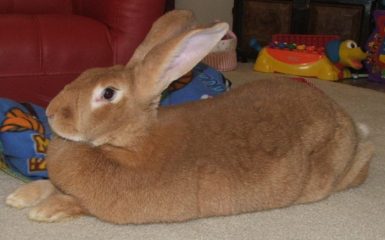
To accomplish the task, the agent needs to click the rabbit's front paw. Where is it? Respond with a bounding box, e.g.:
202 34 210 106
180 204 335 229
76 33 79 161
6 180 56 209
28 194 84 223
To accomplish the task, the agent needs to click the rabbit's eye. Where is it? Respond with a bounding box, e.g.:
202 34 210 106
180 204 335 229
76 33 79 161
92 86 122 109
103 87 116 100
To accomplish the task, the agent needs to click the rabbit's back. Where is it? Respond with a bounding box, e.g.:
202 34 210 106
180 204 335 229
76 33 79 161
165 78 342 171
161 78 354 214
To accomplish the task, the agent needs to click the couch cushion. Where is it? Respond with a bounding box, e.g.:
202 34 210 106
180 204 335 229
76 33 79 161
72 0 166 63
0 0 73 14
0 14 113 77
0 14 114 106
0 74 80 107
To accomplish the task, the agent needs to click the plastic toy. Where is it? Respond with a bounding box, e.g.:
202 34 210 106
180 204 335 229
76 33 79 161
254 34 367 81
365 10 385 83
249 37 262 52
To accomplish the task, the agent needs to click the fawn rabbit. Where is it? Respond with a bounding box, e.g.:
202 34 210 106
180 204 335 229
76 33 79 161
6 10 373 224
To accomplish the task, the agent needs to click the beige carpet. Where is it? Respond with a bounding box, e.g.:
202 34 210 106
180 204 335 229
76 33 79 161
1 63 384 240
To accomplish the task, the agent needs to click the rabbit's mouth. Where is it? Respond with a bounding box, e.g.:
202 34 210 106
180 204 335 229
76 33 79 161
49 119 84 142
56 131 85 142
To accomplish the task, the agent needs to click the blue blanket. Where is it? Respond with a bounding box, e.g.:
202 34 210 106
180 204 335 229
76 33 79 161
0 101 51 179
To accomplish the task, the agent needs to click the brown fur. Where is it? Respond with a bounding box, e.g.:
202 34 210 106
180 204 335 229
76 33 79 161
6 10 373 224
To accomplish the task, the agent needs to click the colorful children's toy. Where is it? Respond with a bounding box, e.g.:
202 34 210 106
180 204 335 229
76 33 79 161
254 34 367 81
366 10 385 83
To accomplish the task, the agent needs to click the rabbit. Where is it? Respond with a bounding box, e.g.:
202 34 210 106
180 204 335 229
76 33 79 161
6 10 374 224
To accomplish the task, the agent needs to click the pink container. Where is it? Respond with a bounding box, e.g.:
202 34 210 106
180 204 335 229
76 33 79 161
202 30 238 71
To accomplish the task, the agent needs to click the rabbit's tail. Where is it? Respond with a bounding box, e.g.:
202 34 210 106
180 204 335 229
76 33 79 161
357 122 370 139
335 123 374 192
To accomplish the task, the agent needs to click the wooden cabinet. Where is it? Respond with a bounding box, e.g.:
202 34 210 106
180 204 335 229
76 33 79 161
307 3 364 41
238 1 293 55
233 0 375 59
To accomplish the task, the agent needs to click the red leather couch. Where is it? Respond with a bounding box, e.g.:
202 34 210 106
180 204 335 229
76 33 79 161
0 0 167 106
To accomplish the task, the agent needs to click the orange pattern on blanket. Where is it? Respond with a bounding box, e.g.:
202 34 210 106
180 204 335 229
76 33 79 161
0 108 44 135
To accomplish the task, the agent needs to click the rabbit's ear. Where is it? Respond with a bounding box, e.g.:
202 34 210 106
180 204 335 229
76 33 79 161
127 10 196 66
135 22 229 103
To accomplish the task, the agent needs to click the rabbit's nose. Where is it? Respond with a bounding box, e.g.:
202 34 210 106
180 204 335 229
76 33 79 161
46 113 54 120
46 109 54 119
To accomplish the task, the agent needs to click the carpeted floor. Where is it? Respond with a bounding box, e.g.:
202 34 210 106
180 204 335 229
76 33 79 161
1 63 384 240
